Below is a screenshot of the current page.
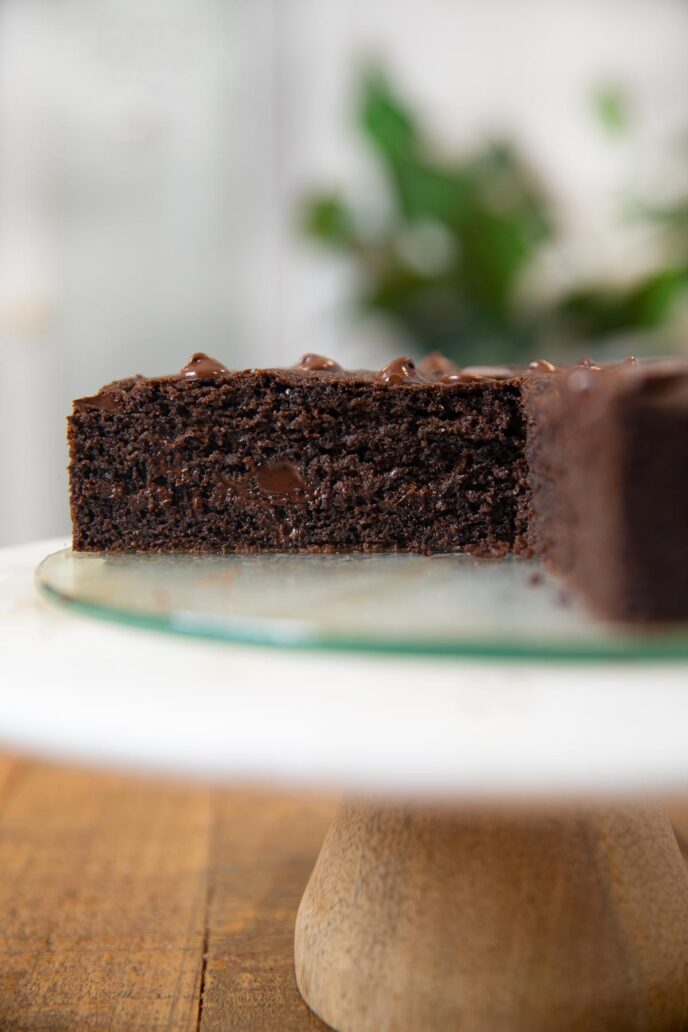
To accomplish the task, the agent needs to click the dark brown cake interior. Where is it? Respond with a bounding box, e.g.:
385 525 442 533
69 363 530 555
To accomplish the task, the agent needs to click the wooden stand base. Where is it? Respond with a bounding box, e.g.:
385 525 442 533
295 803 688 1032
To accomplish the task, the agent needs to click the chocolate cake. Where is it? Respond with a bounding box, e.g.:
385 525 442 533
68 350 688 622
68 353 529 557
524 359 688 622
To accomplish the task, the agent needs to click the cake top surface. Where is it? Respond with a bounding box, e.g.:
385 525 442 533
73 350 688 412
73 351 525 411
139 351 523 385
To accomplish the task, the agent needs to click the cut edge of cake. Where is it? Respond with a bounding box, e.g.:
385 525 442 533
68 350 688 623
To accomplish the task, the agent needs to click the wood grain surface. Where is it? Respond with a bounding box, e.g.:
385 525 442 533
0 754 334 1031
0 753 686 1032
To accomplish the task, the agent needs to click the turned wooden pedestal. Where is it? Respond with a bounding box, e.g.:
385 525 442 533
295 803 688 1032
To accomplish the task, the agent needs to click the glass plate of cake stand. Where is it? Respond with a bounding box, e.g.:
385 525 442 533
25 545 688 1029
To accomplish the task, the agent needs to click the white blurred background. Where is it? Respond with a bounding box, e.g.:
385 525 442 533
1 0 687 545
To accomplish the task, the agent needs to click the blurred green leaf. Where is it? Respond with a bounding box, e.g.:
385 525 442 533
392 162 470 222
360 69 419 166
592 84 631 136
302 195 359 250
559 266 688 337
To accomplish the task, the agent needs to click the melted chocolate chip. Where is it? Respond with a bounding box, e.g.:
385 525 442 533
577 356 601 371
74 388 122 413
180 353 228 379
211 461 310 508
418 351 459 378
528 359 558 373
296 353 342 372
255 461 309 500
376 357 423 385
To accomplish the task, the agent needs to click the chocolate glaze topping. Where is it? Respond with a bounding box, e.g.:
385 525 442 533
74 386 123 413
528 359 558 373
77 352 659 409
418 351 459 377
441 370 483 384
180 353 229 379
462 365 514 381
419 353 518 384
376 357 423 385
296 353 342 372
577 356 601 371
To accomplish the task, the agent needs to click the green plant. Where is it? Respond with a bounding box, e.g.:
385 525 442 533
302 70 688 363
557 85 688 345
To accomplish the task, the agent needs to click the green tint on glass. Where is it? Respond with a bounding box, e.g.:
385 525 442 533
36 548 688 662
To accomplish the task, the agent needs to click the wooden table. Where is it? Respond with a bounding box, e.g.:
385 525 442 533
1 754 687 1032
0 752 337 1031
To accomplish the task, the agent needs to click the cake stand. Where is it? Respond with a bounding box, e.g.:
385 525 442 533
3 539 688 1031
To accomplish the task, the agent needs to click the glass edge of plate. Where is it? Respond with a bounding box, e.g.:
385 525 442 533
34 549 688 665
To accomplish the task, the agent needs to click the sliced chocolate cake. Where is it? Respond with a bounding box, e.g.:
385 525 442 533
68 350 688 622
68 353 530 556
524 359 688 622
